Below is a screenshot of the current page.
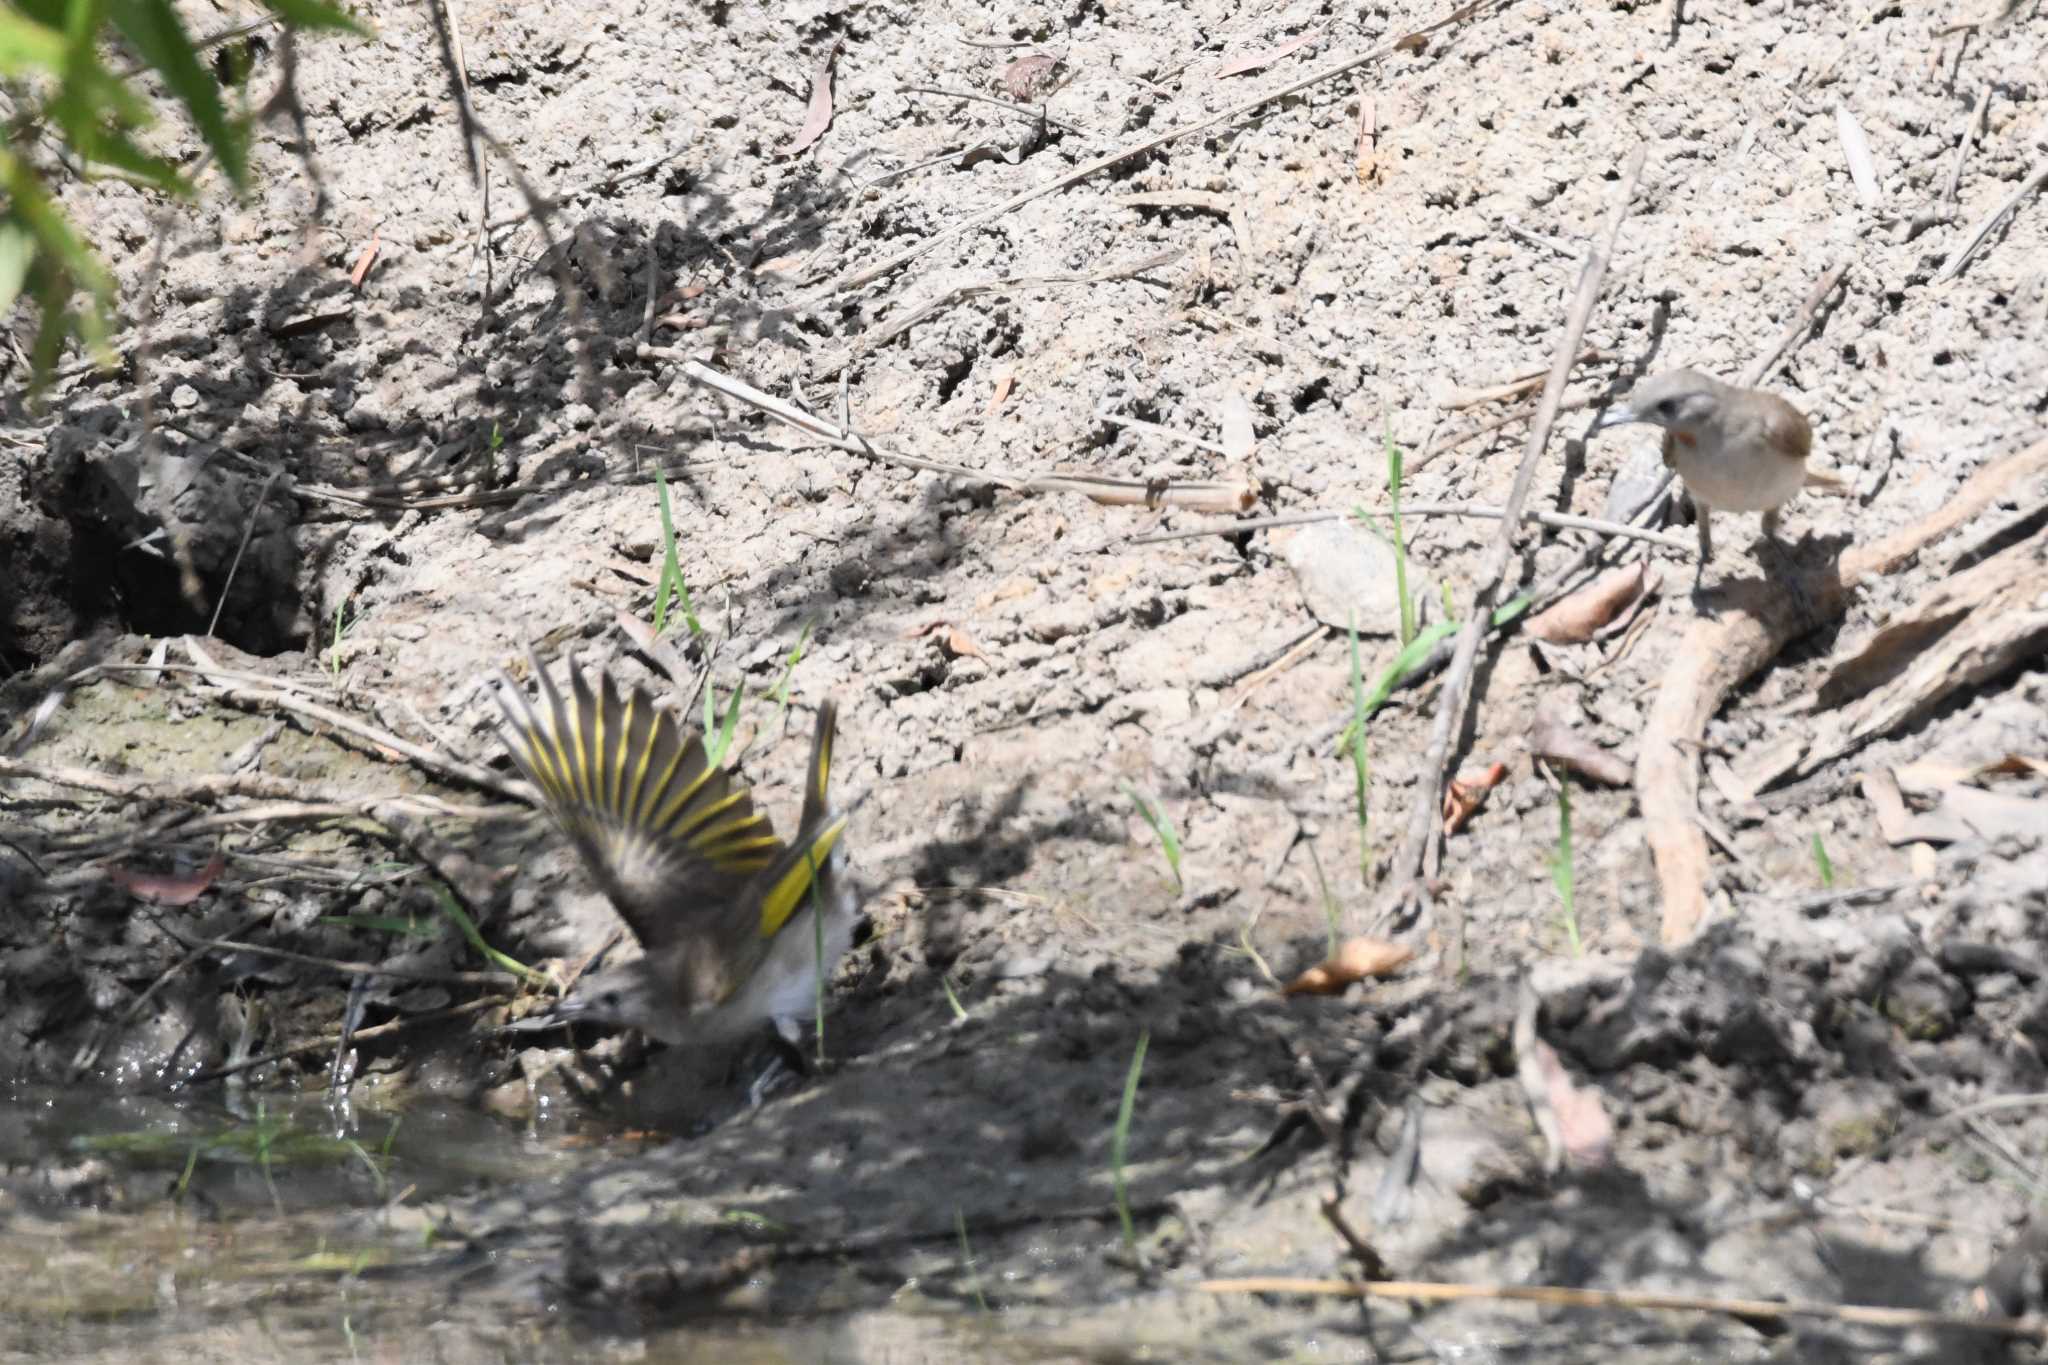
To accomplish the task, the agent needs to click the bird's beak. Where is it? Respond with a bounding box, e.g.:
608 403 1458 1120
1590 403 1639 433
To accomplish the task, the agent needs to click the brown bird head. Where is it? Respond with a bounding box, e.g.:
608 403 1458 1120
1592 369 1734 437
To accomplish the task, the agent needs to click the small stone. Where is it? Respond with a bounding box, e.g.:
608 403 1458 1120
1277 520 1410 634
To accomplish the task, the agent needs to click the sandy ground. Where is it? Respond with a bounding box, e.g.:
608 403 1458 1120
4 0 2048 1358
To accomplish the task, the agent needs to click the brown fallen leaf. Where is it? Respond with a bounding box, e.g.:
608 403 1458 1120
903 620 993 662
1217 29 1321 78
975 577 1034 610
348 228 380 290
782 38 843 158
1442 761 1508 835
1001 52 1061 102
1282 936 1415 997
1354 95 1379 186
938 627 990 662
107 852 226 907
1530 711 1632 787
984 370 1014 415
1514 982 1613 1173
1524 563 1652 644
1078 478 1258 513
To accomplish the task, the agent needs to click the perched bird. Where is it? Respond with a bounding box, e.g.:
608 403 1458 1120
1592 370 1846 570
492 658 859 1050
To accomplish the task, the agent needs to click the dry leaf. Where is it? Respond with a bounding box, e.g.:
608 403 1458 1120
939 627 990 662
1220 389 1256 461
1529 712 1632 787
1531 1036 1614 1169
1441 761 1508 835
1355 96 1379 186
976 577 1034 609
107 853 225 907
1282 936 1415 996
904 620 993 662
1524 563 1651 644
348 229 380 290
1001 52 1060 102
1514 982 1612 1173
985 370 1015 415
1216 29 1321 78
782 39 843 158
613 609 660 654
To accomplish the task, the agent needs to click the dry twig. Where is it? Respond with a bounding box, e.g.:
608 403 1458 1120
1379 146 1647 928
1199 1276 2047 1340
812 0 1516 300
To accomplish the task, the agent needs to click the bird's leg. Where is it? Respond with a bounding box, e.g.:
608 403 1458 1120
1760 508 1781 540
1694 500 1714 564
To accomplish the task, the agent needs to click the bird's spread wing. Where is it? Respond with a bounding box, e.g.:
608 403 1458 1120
494 657 785 952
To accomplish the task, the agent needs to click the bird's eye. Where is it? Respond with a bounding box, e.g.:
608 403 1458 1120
1656 398 1678 416
601 990 620 1006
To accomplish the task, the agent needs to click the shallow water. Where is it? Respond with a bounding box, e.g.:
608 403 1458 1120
0 1086 556 1360
0 1086 1046 1364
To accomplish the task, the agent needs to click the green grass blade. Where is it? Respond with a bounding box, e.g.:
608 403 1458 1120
260 0 371 35
700 679 743 768
1121 784 1183 893
432 884 545 983
1112 1029 1150 1255
1811 833 1836 888
1346 618 1372 889
1334 594 1534 756
106 0 248 186
651 468 702 637
1384 424 1415 647
1550 776 1580 957
771 621 814 734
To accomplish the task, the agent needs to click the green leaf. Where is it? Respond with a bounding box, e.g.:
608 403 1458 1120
431 884 545 982
700 679 743 768
107 0 249 187
262 0 371 35
0 223 37 315
1383 423 1415 647
0 7 68 77
1334 594 1534 754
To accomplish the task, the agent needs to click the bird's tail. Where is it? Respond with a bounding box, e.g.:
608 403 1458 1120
749 701 849 941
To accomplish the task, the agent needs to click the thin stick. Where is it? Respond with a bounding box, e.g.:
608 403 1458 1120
206 469 282 638
171 996 509 1088
178 635 520 798
896 83 1090 134
1940 87 1991 218
646 345 1255 510
1381 146 1647 925
812 0 1514 299
1126 503 1693 553
154 924 520 989
1935 157 2048 282
443 0 490 306
1440 349 1608 409
70 906 275 1078
482 141 695 235
1098 410 1231 457
1198 1277 2047 1340
823 250 1181 373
